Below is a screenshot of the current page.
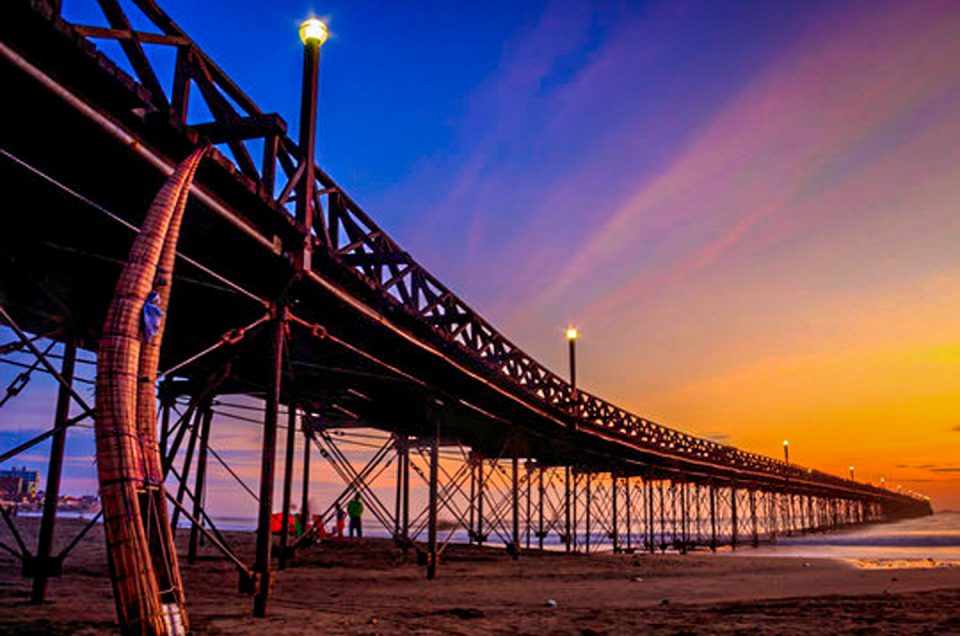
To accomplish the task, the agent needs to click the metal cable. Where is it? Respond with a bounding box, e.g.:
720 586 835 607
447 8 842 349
0 145 268 306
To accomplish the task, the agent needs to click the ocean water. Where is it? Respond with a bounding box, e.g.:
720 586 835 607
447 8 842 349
19 510 958 565
206 512 960 564
750 511 960 564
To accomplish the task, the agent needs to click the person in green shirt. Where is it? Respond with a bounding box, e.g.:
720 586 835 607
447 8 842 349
347 493 364 538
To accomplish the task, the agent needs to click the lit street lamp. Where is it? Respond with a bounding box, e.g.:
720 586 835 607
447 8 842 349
566 327 578 390
783 440 789 464
299 17 329 46
849 465 855 481
563 327 579 549
566 328 578 423
295 17 329 269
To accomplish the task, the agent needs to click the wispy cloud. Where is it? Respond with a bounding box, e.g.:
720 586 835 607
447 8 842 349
375 3 599 291
513 1 960 327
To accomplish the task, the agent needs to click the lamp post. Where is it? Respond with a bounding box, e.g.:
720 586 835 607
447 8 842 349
880 476 886 489
849 465 855 481
565 327 580 430
566 328 578 386
566 328 578 417
296 17 329 269
783 440 789 464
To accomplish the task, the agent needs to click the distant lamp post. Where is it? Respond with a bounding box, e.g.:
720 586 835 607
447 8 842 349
566 328 579 423
295 17 329 269
880 476 886 489
782 440 789 464
849 465 855 481
566 327 578 388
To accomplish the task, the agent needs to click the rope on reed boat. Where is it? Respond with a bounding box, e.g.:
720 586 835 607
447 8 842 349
95 147 207 635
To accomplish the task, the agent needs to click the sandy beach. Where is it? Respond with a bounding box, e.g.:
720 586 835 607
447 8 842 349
1 518 959 634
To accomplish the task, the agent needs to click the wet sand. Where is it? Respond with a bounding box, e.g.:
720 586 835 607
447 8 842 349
2 517 959 634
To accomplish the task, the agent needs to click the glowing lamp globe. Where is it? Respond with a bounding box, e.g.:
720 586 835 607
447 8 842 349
566 328 579 341
299 18 329 46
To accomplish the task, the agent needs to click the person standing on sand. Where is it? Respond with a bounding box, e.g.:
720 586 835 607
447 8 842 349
347 494 363 538
335 502 346 538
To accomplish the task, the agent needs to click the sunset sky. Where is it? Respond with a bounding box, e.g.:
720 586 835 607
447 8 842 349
2 0 958 514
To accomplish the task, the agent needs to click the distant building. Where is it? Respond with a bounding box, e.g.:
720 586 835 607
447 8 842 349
0 466 41 497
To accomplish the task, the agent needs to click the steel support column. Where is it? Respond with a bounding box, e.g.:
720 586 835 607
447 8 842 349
171 403 205 533
647 479 655 553
564 465 571 553
709 483 717 552
679 481 687 554
768 491 777 540
158 380 173 460
393 435 403 540
625 477 632 552
525 461 532 550
659 481 666 552
511 455 519 559
426 407 440 580
570 467 580 552
300 414 312 536
694 483 701 545
477 457 485 547
537 466 545 550
278 403 297 569
468 456 476 545
731 487 738 551
29 338 77 604
585 469 592 554
253 307 285 618
788 494 795 536
611 470 620 553
188 406 213 564
401 434 410 553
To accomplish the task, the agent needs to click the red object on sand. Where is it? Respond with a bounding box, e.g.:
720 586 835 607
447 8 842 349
314 515 328 537
271 513 296 534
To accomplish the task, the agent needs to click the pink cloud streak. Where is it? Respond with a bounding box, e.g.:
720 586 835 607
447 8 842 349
513 1 960 327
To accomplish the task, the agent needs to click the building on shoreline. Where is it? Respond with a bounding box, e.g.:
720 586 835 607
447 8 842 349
0 465 41 498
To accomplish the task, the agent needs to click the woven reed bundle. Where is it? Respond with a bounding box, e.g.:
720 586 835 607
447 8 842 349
95 148 205 635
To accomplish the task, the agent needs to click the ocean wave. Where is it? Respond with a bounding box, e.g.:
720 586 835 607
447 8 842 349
777 534 960 548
